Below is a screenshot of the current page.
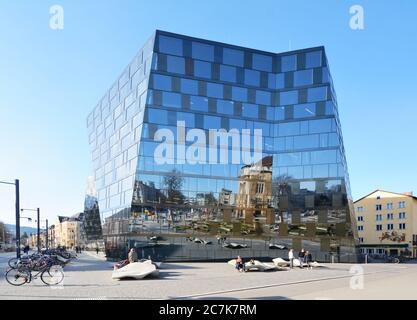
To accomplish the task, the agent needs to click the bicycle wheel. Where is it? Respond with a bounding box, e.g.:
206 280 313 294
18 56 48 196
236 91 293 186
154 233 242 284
5 268 30 286
8 258 19 269
41 265 64 286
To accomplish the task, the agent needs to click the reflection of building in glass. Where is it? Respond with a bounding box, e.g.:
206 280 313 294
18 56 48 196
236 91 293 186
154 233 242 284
86 30 358 262
354 190 417 258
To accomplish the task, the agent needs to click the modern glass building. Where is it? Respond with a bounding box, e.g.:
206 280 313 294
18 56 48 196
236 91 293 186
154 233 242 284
87 30 359 262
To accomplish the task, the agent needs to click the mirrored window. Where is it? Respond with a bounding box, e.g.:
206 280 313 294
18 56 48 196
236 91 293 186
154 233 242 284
294 103 316 118
148 108 168 124
308 86 327 102
153 74 171 91
190 96 209 112
162 91 182 109
306 51 322 68
245 69 260 86
256 90 271 105
223 47 244 67
192 41 214 62
167 55 185 74
159 35 183 56
242 103 258 118
220 65 237 82
204 115 221 129
281 55 297 72
252 53 272 72
177 111 195 127
194 60 212 78
294 69 313 86
207 82 223 98
181 78 198 95
217 100 234 115
280 90 298 105
232 86 247 102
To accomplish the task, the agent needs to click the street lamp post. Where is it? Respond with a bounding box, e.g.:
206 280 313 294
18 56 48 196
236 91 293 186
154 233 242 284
0 179 20 258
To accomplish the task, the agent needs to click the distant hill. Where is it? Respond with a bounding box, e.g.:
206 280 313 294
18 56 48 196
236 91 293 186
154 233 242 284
5 224 45 237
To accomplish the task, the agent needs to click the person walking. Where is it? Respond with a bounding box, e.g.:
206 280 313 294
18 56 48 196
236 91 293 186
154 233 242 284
96 246 99 255
288 249 294 269
305 250 313 269
298 248 306 268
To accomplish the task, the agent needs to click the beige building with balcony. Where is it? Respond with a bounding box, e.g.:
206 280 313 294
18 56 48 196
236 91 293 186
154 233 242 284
354 190 417 258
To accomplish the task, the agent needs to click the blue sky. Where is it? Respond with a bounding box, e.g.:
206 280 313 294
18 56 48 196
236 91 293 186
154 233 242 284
0 0 416 225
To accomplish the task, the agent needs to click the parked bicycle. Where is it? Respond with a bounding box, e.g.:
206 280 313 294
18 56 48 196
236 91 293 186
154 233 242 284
5 255 64 286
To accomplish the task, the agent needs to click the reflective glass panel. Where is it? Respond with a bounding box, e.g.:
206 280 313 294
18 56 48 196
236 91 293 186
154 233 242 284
252 53 273 72
220 65 237 82
294 69 313 86
207 82 224 98
190 96 209 112
232 86 247 102
192 42 214 62
280 90 298 105
244 69 260 86
181 78 198 95
281 55 297 72
153 74 171 91
306 51 322 68
223 47 244 67
167 55 185 74
159 36 183 56
194 60 212 78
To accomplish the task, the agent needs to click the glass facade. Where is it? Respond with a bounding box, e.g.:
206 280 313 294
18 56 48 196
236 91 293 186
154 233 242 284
87 30 358 262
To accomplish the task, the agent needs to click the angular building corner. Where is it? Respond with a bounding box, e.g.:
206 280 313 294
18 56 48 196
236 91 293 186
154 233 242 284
86 30 359 262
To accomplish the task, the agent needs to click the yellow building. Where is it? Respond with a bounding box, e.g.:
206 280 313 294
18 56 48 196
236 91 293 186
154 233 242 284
54 215 84 249
354 190 417 258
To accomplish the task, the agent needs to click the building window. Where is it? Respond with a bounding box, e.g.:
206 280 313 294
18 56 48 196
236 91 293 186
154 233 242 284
206 82 224 99
357 216 364 222
194 60 212 79
307 86 327 102
167 55 185 74
192 41 214 62
376 214 383 221
386 203 393 210
159 35 183 56
387 213 394 220
356 206 364 213
220 65 237 83
399 212 406 219
376 204 382 211
153 74 171 91
281 55 297 72
358 226 364 231
399 223 406 230
244 69 260 87
398 201 406 209
294 69 313 86
305 51 322 68
387 224 394 231
376 225 383 231
359 237 364 243
181 78 198 95
256 182 264 194
280 90 298 105
222 47 244 67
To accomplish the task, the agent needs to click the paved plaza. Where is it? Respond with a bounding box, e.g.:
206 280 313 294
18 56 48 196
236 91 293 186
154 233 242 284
1 252 417 300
